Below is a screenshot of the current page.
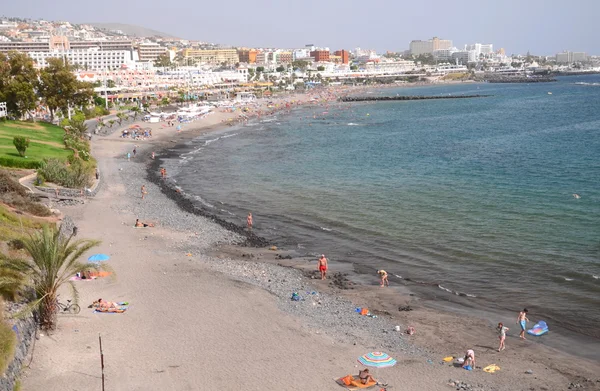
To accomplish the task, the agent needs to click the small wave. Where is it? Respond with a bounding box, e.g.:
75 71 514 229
393 274 403 279
593 275 599 280
575 82 600 86
438 284 477 298
564 278 575 281
193 195 214 209
204 133 238 146
347 123 360 126
320 227 332 231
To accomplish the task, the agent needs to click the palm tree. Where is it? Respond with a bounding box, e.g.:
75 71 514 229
17 225 107 329
116 112 126 126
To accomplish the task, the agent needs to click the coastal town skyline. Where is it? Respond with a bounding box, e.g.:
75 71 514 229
2 0 599 55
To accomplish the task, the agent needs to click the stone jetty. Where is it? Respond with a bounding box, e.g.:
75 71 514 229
339 94 491 102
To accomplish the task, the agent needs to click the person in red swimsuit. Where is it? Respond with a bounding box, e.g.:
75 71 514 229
318 254 328 280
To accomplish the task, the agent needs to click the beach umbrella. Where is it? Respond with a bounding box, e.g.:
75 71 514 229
357 352 397 368
88 254 110 262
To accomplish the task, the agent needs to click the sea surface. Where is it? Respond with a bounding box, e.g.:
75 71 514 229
163 75 600 343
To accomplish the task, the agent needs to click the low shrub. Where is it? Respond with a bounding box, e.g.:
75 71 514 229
0 156 41 169
0 312 16 374
0 171 27 197
37 159 93 189
0 192 51 217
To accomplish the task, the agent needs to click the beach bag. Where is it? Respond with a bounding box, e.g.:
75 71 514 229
360 308 369 316
291 293 300 301
341 375 353 386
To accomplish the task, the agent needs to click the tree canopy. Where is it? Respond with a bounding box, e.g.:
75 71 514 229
38 58 94 120
0 51 38 119
154 53 172 67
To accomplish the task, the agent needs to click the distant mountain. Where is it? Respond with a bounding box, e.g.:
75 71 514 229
84 23 178 39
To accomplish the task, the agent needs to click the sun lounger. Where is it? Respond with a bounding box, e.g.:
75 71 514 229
335 376 378 390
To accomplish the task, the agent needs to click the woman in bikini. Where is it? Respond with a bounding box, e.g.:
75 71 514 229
358 368 376 385
135 219 154 227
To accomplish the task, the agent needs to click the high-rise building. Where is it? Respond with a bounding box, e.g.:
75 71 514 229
137 42 168 62
410 37 453 55
238 48 258 64
334 50 349 64
182 48 240 65
310 50 330 62
556 51 588 63
28 49 134 70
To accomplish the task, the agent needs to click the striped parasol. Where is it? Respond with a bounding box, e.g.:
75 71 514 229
357 352 397 368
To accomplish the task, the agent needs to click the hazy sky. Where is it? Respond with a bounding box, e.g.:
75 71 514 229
3 0 598 55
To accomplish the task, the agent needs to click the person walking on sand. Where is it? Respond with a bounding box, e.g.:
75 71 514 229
247 212 253 231
133 146 137 158
517 308 529 339
127 152 131 161
318 254 328 280
497 323 509 351
378 270 389 287
141 185 148 200
151 151 155 160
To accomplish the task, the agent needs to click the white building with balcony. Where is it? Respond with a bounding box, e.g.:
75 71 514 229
28 48 135 70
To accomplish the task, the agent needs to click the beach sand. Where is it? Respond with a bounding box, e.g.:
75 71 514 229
21 94 600 391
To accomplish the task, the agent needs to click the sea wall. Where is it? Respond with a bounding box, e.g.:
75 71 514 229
0 314 37 391
340 94 490 102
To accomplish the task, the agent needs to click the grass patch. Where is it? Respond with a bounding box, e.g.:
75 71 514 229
0 121 72 168
0 307 16 375
0 204 48 242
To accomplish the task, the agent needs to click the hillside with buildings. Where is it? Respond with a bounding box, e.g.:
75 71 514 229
0 16 598 109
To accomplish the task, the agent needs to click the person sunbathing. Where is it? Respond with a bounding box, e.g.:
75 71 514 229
92 299 119 309
135 219 155 227
358 368 376 385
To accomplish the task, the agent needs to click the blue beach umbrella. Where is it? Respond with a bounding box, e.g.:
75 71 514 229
88 254 110 262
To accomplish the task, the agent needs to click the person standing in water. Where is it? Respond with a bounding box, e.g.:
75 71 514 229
318 254 328 280
517 308 529 339
247 212 253 231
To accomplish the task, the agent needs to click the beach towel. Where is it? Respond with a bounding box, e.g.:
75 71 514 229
335 376 378 390
95 306 128 314
483 364 500 373
527 321 549 336
443 356 454 362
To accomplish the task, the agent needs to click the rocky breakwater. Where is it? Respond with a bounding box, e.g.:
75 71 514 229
340 94 491 102
485 75 557 83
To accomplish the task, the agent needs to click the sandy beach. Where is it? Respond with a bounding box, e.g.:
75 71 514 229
21 91 600 391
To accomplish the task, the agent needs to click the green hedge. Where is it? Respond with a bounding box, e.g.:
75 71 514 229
0 156 42 169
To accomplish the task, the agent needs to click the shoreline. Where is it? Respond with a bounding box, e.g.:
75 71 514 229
21 86 600 390
146 90 600 362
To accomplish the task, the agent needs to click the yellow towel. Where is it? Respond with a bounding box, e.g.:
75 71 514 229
483 364 500 373
443 356 454 362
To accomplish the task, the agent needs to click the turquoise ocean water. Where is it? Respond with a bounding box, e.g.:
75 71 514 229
165 76 600 341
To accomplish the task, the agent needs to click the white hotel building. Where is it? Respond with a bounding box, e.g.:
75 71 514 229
28 48 135 70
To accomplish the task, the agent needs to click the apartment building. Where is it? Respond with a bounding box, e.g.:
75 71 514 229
409 37 453 55
137 42 168 62
182 48 239 65
238 48 258 64
28 49 134 70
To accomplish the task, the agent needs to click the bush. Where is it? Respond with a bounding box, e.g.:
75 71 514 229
0 156 42 169
0 313 16 374
12 137 30 157
37 158 93 189
0 171 27 197
0 192 51 217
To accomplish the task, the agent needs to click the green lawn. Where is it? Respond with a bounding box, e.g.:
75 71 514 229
0 121 71 167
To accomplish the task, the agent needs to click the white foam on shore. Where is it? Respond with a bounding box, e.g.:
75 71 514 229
347 123 360 126
564 278 575 281
593 275 599 279
320 227 332 231
393 274 403 279
193 195 214 209
438 284 477 298
205 133 238 146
